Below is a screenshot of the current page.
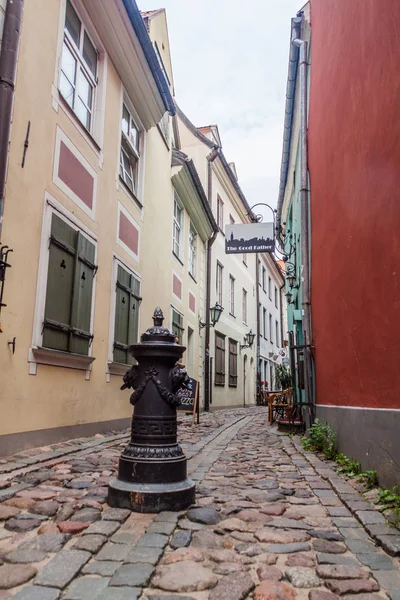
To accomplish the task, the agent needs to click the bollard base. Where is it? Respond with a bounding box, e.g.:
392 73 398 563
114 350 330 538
107 477 195 513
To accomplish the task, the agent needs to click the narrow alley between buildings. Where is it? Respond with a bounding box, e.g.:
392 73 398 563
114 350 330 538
0 408 398 599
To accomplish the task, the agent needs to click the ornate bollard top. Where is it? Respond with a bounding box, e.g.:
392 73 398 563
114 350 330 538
140 307 176 344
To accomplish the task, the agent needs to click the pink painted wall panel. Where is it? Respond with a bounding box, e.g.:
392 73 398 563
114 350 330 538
58 142 94 209
189 292 196 313
119 212 139 256
173 274 182 299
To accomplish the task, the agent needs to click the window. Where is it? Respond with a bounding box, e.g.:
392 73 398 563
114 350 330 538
120 103 142 196
229 339 238 387
217 195 224 230
243 253 247 266
229 214 235 224
268 276 272 300
269 314 272 341
113 265 140 365
242 288 247 324
229 275 235 315
275 286 278 308
173 194 183 259
262 267 266 291
216 262 223 306
158 111 170 146
258 260 261 285
172 308 184 343
60 1 98 131
263 308 267 338
215 332 225 385
188 224 197 278
42 213 96 356
276 320 280 347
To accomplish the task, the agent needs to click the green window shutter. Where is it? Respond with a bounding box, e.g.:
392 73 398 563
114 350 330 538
43 214 96 356
113 265 140 365
43 214 77 352
70 232 96 355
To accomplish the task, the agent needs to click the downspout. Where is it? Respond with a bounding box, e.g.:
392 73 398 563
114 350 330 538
204 147 219 411
292 35 312 405
255 254 260 403
0 0 23 240
279 281 285 351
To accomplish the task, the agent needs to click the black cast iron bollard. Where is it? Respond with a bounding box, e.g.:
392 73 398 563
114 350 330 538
108 307 195 512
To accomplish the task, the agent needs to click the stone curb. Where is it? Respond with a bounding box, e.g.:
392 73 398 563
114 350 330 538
290 436 400 557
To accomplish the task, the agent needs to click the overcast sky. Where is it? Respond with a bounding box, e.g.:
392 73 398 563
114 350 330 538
139 0 302 220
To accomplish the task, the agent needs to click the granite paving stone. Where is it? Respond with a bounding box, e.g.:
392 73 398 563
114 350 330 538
83 521 120 536
82 560 121 576
34 550 91 588
356 553 395 570
0 564 37 589
110 563 154 587
124 546 164 565
102 509 131 522
64 575 110 599
136 533 169 548
12 586 61 599
96 542 132 562
94 587 141 600
72 534 107 553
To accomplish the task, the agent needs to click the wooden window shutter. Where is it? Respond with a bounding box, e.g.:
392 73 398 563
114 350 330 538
113 265 140 365
43 215 77 352
215 333 225 385
43 214 96 355
70 231 96 355
229 339 238 387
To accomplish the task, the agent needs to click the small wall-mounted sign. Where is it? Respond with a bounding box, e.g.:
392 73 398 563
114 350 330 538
225 223 274 254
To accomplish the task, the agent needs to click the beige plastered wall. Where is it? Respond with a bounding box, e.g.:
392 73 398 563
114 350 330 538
0 0 197 446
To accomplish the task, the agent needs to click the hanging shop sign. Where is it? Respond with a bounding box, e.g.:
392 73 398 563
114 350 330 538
225 222 274 254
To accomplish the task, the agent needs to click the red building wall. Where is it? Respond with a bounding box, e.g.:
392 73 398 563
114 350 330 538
308 0 400 409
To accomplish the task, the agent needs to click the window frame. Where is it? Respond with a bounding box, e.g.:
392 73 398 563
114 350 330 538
228 338 238 387
59 1 98 133
276 319 280 347
268 276 272 300
216 261 223 306
242 288 247 324
188 223 197 279
171 306 184 344
173 192 184 261
263 307 267 339
112 263 141 367
229 274 235 316
262 267 266 292
215 332 226 386
30 194 97 376
217 195 224 231
119 100 144 205
275 286 278 308
269 314 273 342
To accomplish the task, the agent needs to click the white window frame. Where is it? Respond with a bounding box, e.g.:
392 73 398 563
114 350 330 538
275 286 278 308
188 223 197 279
276 320 280 347
268 276 272 300
173 193 184 260
242 288 247 324
263 308 267 338
171 305 184 344
269 314 273 343
216 262 223 306
119 100 144 203
217 195 224 230
29 193 97 378
54 0 107 153
229 275 235 316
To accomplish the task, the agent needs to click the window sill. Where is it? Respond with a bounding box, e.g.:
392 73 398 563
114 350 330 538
107 361 130 376
119 177 143 210
172 252 184 267
28 346 95 377
229 383 238 388
229 313 236 318
214 382 225 387
218 228 225 237
58 94 101 153
157 123 171 151
189 272 197 284
243 261 248 267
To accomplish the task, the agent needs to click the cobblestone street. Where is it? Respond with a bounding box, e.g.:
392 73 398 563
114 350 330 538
0 407 399 599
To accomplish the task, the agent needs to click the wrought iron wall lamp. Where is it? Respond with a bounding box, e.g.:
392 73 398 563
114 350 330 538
199 302 223 332
240 329 256 350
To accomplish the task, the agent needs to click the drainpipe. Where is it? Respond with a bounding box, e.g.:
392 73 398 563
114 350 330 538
204 147 219 412
279 281 285 351
255 254 260 402
0 0 23 241
292 32 313 417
